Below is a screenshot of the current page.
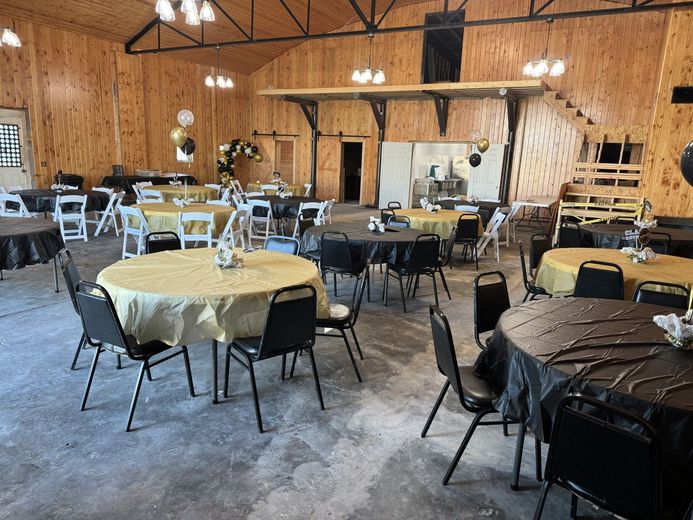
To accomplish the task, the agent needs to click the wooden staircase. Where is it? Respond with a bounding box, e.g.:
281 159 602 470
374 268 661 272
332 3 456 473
543 90 592 130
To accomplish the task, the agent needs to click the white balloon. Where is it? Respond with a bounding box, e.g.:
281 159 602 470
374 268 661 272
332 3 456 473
177 109 194 128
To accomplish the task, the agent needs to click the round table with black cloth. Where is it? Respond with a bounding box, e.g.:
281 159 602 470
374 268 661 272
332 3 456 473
475 298 693 518
301 222 426 264
100 175 197 194
0 217 63 270
10 189 109 213
252 195 323 219
581 223 693 258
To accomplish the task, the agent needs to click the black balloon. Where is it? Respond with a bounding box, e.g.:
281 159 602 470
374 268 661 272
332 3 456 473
179 137 196 155
681 139 693 187
251 146 258 153
469 153 482 168
227 157 234 165
218 166 224 173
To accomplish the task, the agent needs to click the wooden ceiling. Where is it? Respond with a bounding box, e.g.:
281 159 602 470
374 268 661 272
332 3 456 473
0 0 432 74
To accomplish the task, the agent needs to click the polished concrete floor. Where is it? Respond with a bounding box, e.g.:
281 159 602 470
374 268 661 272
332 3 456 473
0 204 610 519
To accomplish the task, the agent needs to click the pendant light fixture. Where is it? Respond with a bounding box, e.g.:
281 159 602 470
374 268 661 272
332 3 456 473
156 0 214 25
0 25 22 47
205 46 234 89
351 34 385 85
522 18 565 78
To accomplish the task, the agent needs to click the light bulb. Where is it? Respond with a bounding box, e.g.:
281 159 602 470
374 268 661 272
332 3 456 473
200 1 215 22
372 69 386 84
362 68 373 82
216 76 226 88
357 71 368 84
351 69 361 82
535 59 549 76
159 0 175 21
2 29 20 48
181 0 195 14
205 75 215 87
225 77 234 88
549 60 565 77
185 5 201 25
522 61 534 76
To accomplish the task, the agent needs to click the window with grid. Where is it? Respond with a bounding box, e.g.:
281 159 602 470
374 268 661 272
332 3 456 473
0 123 22 168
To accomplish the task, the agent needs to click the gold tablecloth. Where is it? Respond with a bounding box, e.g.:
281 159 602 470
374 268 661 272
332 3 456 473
535 247 693 303
149 185 218 202
246 182 303 195
132 202 233 235
96 248 330 346
395 209 484 237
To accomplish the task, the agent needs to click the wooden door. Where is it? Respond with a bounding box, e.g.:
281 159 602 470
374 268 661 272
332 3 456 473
317 139 342 201
0 109 33 189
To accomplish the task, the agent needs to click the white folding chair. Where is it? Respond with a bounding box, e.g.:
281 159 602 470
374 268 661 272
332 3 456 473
55 194 88 242
323 199 335 224
231 192 244 207
178 212 214 249
0 193 31 218
133 182 153 201
501 203 523 247
454 205 479 213
476 211 507 262
261 184 278 193
292 201 325 238
94 192 125 237
220 187 232 203
231 179 244 195
205 183 221 197
247 199 277 246
304 183 313 197
138 189 164 202
0 187 7 194
120 205 150 259
215 209 248 248
206 200 231 207
245 191 264 198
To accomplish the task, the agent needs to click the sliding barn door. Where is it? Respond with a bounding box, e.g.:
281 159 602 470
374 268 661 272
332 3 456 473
317 139 342 201
378 142 414 208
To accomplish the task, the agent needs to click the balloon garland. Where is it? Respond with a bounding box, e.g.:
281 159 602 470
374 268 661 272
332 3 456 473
217 138 264 187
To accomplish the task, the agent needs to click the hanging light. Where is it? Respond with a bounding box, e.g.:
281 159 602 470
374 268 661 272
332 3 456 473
181 0 195 14
157 0 214 26
372 69 386 85
185 3 201 26
351 34 385 85
157 0 176 21
522 18 565 78
1 27 22 47
205 46 234 89
351 69 361 82
199 1 215 22
205 74 215 87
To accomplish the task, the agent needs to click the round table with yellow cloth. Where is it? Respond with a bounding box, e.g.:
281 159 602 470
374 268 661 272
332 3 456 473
133 202 233 235
246 182 303 195
394 209 484 238
535 247 693 304
148 185 218 202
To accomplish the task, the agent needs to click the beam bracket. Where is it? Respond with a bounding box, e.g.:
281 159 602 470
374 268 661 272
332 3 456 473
424 91 450 137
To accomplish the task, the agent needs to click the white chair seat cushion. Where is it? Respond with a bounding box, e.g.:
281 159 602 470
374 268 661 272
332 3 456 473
329 303 351 320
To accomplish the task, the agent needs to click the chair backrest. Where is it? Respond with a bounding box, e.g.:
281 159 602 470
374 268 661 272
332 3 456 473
231 192 244 207
146 232 181 254
633 281 690 310
231 179 244 194
545 394 660 520
429 305 464 400
380 208 395 224
558 222 582 248
135 181 153 188
0 187 6 194
179 212 214 242
387 215 410 228
257 284 317 360
74 281 136 359
92 187 114 196
407 234 440 269
246 191 264 198
387 201 402 209
205 183 221 194
574 260 624 300
297 201 325 221
113 191 126 211
220 187 232 203
473 271 510 348
304 183 313 196
248 198 273 219
648 232 671 255
477 207 490 226
261 184 278 193
206 200 230 207
0 193 31 217
454 214 481 241
58 249 81 315
120 205 149 234
454 204 478 213
323 199 335 221
56 194 88 215
485 210 506 235
139 189 164 202
264 235 300 255
349 265 369 325
219 209 246 247
321 231 355 270
518 242 532 290
529 233 552 272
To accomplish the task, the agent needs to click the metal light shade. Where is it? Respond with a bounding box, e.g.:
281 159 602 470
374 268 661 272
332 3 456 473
522 61 535 76
351 69 361 82
224 77 234 88
549 60 565 76
181 0 195 14
200 1 215 22
185 7 201 26
159 0 175 21
372 69 386 84
216 76 226 88
205 75 215 87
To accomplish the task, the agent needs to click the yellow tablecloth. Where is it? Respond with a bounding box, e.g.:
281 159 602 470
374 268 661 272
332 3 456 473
246 182 303 195
96 248 330 346
149 185 218 202
132 202 233 235
535 247 693 303
395 209 484 237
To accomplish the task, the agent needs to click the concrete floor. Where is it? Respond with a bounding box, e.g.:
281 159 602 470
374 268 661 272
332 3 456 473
0 204 610 519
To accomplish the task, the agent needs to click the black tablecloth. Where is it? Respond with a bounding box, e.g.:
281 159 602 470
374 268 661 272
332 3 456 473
581 223 693 259
301 222 426 264
100 175 197 194
253 196 323 219
10 189 109 213
476 298 693 518
0 217 63 270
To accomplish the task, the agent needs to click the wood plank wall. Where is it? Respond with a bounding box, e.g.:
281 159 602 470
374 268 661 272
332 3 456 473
642 10 693 216
0 17 247 189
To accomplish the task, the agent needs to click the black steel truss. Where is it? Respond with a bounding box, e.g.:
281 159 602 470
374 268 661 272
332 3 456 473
126 0 693 55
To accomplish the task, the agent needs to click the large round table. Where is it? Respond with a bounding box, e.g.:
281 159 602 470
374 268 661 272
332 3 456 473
132 202 234 235
246 182 303 195
10 189 109 213
149 185 218 203
393 208 483 238
0 217 63 270
476 298 693 518
101 175 197 194
97 248 330 403
581 223 693 259
535 247 693 303
253 195 323 219
301 222 426 264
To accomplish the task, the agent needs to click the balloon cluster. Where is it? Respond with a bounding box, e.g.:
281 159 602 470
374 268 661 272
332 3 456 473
469 133 490 168
169 110 196 156
217 138 264 187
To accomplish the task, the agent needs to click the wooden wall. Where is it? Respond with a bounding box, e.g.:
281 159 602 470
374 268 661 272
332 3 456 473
0 16 248 189
642 9 693 216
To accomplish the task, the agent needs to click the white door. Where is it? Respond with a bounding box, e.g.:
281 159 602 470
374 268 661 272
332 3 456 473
467 143 505 201
379 142 414 209
0 110 32 190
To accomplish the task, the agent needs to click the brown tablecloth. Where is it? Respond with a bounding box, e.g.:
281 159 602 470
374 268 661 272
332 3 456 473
0 217 63 269
581 223 693 259
475 298 693 518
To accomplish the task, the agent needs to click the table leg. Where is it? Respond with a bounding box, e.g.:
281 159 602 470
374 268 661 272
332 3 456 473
53 257 59 293
212 339 219 404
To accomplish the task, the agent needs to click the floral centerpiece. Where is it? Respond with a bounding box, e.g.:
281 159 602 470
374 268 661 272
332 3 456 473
50 184 71 192
654 310 693 349
419 197 441 213
172 197 195 208
169 180 183 187
368 216 385 233
621 246 657 264
215 240 244 269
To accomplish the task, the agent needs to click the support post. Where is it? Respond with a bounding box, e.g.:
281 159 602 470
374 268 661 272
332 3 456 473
500 94 519 204
285 96 319 195
367 99 387 208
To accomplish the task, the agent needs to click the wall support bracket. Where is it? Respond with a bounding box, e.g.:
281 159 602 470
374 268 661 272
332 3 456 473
423 91 450 137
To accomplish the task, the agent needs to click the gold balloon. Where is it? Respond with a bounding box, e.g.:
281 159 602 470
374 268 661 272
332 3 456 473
253 153 264 163
476 138 490 153
170 127 188 148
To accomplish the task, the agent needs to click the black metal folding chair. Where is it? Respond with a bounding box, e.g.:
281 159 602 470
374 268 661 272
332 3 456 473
557 222 582 248
519 242 551 302
574 260 624 300
633 280 690 310
145 232 181 254
264 235 300 255
473 271 511 350
450 214 481 269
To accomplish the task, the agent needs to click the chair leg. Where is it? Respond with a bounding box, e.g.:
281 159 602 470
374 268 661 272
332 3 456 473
532 481 552 520
70 333 86 370
397 274 407 313
116 354 122 370
503 417 509 437
223 347 231 398
431 272 439 307
340 329 362 383
306 347 325 410
333 272 337 297
349 327 364 360
289 350 299 378
442 410 488 485
535 436 543 481
247 359 263 433
569 494 578 519
523 290 530 303
421 380 450 438
438 268 451 300
80 346 102 411
125 361 147 432
145 365 152 381
511 425 527 491
182 346 195 397
281 354 286 380
383 266 389 306
474 242 479 270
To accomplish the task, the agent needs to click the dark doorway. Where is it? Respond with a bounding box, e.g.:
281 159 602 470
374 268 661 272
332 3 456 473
342 142 362 203
421 11 464 83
